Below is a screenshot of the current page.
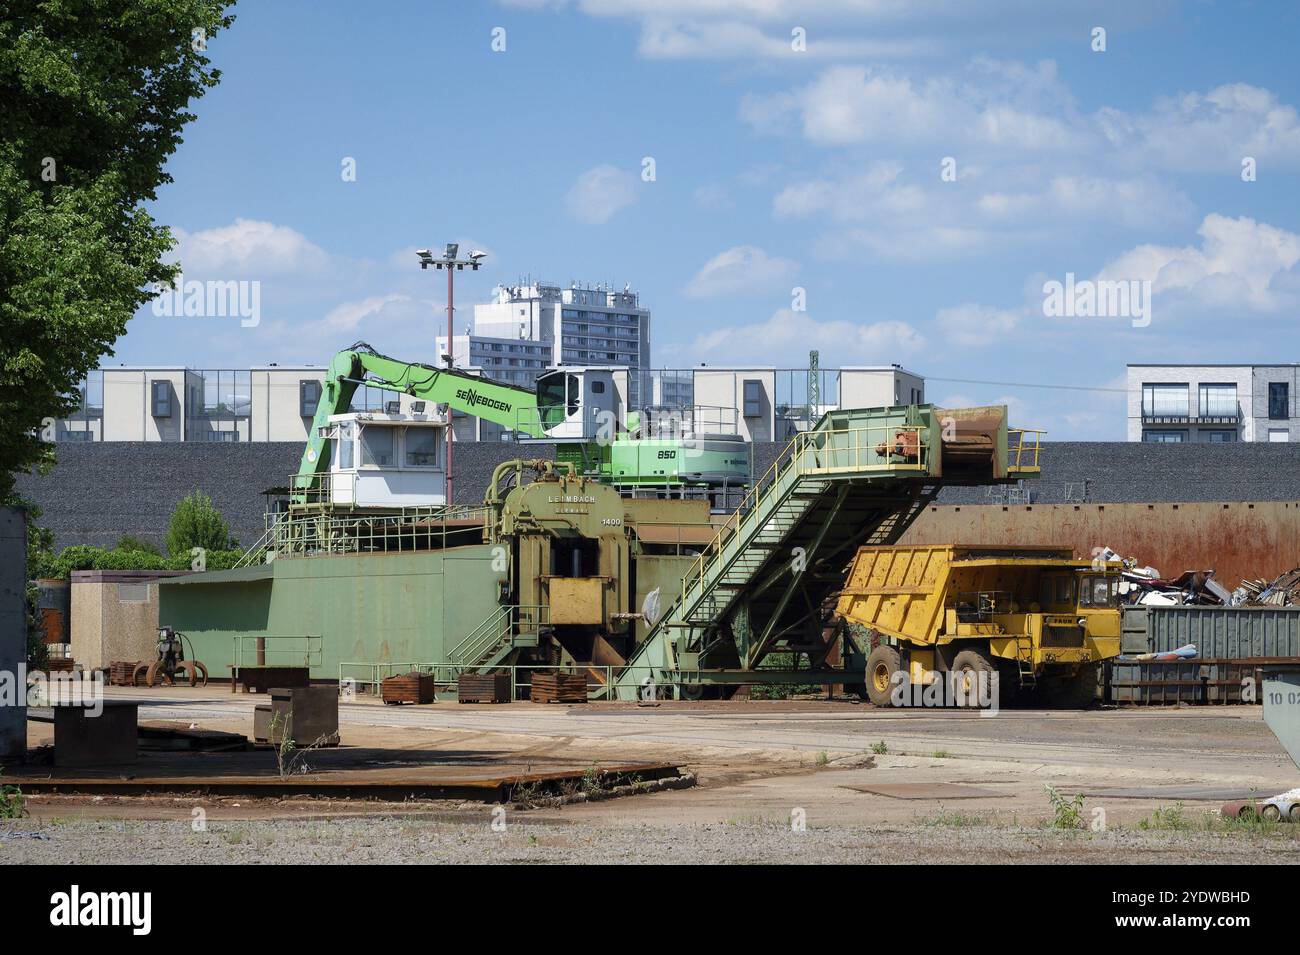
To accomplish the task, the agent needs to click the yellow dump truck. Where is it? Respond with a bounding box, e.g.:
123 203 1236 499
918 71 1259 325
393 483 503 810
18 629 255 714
836 544 1123 707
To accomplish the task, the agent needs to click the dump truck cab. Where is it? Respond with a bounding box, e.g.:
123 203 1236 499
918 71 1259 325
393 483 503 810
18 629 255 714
838 545 1123 708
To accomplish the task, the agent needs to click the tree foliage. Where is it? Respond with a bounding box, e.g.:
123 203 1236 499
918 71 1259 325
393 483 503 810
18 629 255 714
166 488 235 556
0 1 235 496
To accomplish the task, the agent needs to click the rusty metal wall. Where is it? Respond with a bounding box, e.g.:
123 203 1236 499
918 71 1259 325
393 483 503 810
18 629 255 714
900 501 1300 588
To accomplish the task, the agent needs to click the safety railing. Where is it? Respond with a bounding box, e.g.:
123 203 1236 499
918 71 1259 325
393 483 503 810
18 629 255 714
336 662 720 701
263 499 490 558
233 634 323 669
446 604 551 668
637 404 739 438
1008 428 1043 473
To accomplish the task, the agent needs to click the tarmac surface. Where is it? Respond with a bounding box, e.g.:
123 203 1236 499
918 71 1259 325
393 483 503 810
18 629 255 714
4 688 1298 864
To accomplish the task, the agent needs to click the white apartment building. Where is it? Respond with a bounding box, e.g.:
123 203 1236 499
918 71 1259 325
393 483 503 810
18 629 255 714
58 365 411 444
1126 364 1300 442
437 281 651 406
692 365 925 442
59 360 927 447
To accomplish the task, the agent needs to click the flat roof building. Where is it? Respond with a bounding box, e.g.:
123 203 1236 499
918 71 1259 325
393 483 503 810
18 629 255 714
1126 364 1300 442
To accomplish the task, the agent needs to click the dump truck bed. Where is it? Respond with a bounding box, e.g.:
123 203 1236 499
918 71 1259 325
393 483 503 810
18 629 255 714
835 543 1089 645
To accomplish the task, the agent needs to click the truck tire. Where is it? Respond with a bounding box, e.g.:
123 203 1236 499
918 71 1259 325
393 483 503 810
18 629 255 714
952 649 996 708
1043 663 1101 709
865 645 902 707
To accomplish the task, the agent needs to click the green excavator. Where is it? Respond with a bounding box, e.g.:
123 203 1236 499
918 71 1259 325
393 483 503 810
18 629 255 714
295 342 749 500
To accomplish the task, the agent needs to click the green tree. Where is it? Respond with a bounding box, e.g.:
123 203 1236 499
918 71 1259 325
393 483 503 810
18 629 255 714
0 1 235 497
166 490 234 557
115 534 161 555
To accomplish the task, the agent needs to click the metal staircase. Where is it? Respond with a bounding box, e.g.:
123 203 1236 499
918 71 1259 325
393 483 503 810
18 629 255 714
609 407 933 698
448 605 548 674
608 404 1031 700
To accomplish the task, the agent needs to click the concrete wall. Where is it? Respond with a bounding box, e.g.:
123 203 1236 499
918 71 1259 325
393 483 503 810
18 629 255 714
694 369 775 442
901 501 1300 589
103 369 188 441
0 508 25 757
249 368 324 443
70 571 191 670
838 368 925 408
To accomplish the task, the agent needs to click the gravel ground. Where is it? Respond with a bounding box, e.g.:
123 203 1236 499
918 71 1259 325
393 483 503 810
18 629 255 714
3 816 1298 864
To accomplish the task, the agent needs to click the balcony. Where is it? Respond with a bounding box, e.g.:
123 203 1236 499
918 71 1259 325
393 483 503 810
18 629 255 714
1141 407 1240 427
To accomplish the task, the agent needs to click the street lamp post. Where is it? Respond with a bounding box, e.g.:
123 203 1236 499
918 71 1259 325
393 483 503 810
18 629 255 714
416 243 486 505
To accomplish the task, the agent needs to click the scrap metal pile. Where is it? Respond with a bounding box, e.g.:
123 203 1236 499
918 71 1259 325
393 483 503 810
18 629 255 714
1096 545 1300 608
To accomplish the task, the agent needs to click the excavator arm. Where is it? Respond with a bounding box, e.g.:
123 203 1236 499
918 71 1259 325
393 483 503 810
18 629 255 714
297 342 546 481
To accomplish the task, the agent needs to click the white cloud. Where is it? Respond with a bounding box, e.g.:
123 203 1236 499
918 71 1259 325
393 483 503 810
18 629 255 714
520 1 1160 62
745 64 1300 172
565 165 640 224
1098 213 1300 311
636 19 937 60
685 245 798 298
321 293 415 333
173 218 330 275
934 303 1022 347
668 308 923 365
772 161 1194 261
1098 83 1300 172
743 61 1077 150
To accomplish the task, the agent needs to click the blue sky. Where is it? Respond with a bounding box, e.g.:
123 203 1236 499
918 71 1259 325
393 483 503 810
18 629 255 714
120 0 1300 438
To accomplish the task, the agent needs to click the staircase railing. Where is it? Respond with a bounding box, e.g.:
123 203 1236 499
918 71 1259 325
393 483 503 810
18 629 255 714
447 604 550 669
668 420 931 624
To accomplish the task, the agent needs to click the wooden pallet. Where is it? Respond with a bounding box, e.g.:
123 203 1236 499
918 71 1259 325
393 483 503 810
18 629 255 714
458 672 511 704
529 672 588 704
108 661 143 687
381 672 438 705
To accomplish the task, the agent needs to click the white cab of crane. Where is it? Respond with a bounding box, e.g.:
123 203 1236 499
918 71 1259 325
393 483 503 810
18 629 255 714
320 409 449 507
529 366 621 442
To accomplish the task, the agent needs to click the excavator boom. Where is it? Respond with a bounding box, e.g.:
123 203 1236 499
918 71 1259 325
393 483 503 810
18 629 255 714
297 342 545 481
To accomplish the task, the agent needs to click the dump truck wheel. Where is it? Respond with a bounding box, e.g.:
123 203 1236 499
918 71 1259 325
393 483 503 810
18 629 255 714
1043 664 1101 709
865 645 901 707
951 649 996 708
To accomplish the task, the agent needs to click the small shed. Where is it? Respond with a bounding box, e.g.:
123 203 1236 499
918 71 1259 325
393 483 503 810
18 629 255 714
71 570 193 670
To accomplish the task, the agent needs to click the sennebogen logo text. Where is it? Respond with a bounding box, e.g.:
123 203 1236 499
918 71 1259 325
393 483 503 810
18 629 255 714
50 886 152 936
455 387 511 413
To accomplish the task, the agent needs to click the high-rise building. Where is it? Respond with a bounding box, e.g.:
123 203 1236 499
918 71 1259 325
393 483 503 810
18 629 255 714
437 281 651 408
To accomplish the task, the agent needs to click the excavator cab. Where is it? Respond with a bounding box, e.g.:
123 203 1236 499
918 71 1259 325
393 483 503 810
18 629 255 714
533 367 619 440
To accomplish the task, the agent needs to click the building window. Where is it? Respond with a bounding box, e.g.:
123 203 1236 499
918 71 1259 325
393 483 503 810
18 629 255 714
1200 430 1236 443
151 380 172 418
300 379 322 418
1142 430 1186 443
743 379 763 417
1198 383 1237 418
359 426 394 466
403 427 439 467
1269 381 1289 420
1141 383 1188 417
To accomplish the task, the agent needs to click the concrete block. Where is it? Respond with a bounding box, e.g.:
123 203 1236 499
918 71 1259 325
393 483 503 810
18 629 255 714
53 701 138 767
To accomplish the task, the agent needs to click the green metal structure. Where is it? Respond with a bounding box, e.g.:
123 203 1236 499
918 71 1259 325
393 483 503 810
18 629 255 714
609 404 1039 699
297 342 749 492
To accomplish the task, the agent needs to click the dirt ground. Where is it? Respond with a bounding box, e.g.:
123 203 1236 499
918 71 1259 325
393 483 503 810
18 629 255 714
3 688 1299 864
